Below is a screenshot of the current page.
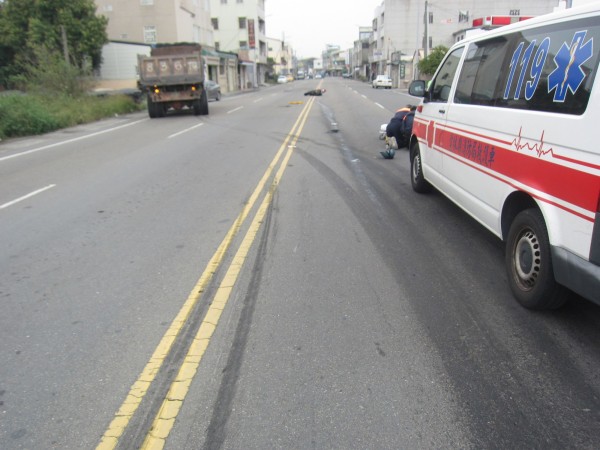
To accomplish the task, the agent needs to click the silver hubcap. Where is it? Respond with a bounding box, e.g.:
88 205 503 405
514 230 540 289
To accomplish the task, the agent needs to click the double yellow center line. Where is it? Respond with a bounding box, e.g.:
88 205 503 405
97 95 317 450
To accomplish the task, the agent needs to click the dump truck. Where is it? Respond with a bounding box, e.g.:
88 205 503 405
137 44 208 118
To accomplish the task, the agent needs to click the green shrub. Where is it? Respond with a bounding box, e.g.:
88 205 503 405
0 94 60 139
0 92 142 140
418 45 449 76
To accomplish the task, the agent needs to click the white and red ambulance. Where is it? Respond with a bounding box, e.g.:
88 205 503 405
408 3 600 309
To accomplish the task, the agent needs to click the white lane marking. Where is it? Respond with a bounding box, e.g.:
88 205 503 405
227 106 244 114
375 103 385 109
1 184 56 210
168 123 204 139
0 120 147 163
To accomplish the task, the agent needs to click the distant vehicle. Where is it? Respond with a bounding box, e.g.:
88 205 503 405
277 75 288 84
372 75 393 89
205 80 221 101
137 43 209 118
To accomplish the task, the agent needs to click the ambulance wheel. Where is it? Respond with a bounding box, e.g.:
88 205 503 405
410 142 431 193
505 208 568 310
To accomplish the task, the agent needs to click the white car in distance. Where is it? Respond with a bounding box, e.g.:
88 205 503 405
372 75 393 89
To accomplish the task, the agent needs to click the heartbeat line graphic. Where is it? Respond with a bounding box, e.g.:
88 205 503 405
511 127 554 157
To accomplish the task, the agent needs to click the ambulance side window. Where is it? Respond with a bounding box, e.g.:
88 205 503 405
454 17 600 115
455 37 510 105
430 47 464 103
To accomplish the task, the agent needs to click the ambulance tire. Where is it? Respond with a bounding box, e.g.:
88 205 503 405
410 142 431 193
505 208 568 310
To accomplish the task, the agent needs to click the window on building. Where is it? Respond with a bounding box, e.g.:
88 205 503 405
239 17 246 29
211 18 218 29
143 26 157 43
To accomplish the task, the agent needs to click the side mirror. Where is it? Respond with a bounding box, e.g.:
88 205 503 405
408 80 426 97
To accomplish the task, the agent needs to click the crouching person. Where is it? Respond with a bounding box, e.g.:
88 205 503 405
386 105 416 149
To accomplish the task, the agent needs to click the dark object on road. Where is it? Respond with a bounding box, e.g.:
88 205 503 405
304 89 326 96
380 148 395 159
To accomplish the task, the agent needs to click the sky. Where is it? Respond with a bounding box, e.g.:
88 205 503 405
265 0 382 59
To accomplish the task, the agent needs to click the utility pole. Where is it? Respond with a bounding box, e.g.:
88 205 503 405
414 1 421 79
61 25 70 64
424 1 429 59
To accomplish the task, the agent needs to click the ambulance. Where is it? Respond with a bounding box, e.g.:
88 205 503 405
407 3 600 309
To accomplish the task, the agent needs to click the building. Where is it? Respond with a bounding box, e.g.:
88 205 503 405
210 0 267 89
371 0 563 88
352 26 373 80
95 0 214 45
97 41 151 90
267 37 292 78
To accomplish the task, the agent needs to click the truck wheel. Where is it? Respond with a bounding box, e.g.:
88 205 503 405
200 91 209 115
158 103 167 117
147 97 158 118
410 141 431 193
505 208 568 309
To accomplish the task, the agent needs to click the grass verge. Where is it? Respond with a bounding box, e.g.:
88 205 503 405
0 92 144 140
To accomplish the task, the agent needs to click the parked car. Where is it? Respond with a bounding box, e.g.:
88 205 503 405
205 80 221 101
277 75 288 84
372 75 393 89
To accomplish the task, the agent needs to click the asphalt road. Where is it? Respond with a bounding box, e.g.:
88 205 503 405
1 78 599 450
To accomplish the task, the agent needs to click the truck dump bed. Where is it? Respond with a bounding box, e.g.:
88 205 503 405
137 44 208 118
138 45 204 86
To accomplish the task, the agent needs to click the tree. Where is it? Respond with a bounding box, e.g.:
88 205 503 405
0 0 108 88
418 45 449 76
